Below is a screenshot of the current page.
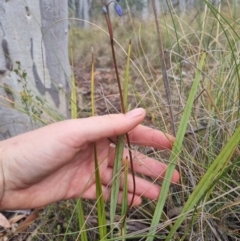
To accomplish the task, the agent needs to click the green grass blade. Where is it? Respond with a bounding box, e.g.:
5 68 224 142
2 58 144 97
110 135 125 238
119 40 132 240
70 47 88 241
166 125 240 240
91 49 107 240
123 39 131 109
121 158 129 239
76 199 88 241
70 47 78 119
146 52 206 241
91 48 95 117
94 143 108 240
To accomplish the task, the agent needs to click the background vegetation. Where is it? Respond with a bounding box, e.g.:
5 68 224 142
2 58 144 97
49 1 240 240
2 0 239 240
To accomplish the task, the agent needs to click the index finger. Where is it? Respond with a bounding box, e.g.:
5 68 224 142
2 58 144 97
128 125 175 150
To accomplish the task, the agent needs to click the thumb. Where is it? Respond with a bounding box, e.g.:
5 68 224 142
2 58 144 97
72 108 146 144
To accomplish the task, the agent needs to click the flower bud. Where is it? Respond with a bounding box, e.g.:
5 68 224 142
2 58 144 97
115 4 122 17
102 6 107 14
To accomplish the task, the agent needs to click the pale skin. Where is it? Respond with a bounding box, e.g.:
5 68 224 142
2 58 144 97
0 108 179 210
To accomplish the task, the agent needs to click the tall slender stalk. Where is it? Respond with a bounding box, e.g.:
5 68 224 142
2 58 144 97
151 0 176 136
102 0 136 229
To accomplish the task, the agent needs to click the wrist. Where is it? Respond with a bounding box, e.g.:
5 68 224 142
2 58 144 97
0 142 7 210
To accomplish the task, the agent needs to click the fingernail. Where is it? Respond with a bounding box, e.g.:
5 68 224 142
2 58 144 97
126 108 145 118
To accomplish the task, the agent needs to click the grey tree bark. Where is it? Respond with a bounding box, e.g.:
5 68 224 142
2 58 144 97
78 0 92 28
0 0 70 140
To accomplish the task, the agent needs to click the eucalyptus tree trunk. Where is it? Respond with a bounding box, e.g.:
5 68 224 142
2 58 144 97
0 0 70 140
78 0 92 28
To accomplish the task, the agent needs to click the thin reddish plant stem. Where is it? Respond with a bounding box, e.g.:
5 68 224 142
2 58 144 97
104 7 136 227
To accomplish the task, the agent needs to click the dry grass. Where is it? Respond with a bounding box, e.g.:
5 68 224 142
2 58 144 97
67 3 240 240
2 2 239 240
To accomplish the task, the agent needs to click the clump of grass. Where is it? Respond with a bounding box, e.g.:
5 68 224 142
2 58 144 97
3 1 239 240
57 2 240 240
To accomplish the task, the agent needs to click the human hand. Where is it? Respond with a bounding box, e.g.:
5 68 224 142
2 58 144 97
0 108 179 210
